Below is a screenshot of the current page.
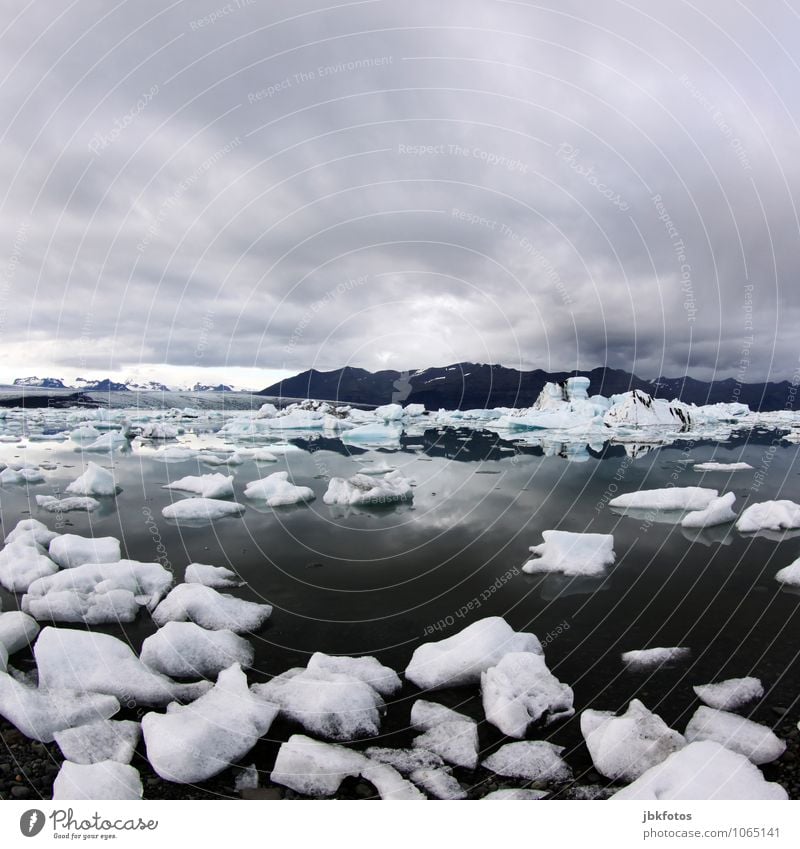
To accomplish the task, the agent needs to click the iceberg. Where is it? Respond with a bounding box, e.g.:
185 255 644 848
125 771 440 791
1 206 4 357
360 762 425 800
0 611 40 655
323 470 413 506
580 699 686 782
0 541 59 592
36 495 100 513
52 761 142 800
611 740 787 800
163 473 234 499
142 664 277 784
65 461 119 496
684 707 785 764
4 518 59 547
482 741 572 783
482 788 548 800
54 719 140 765
694 462 753 471
522 530 615 577
365 746 446 774
0 466 45 484
405 616 542 690
306 652 402 697
243 471 315 506
413 720 479 770
481 651 575 736
341 422 403 445
609 487 718 512
775 556 800 587
693 677 764 711
622 647 690 669
141 621 254 679
184 562 243 588
270 734 368 797
680 492 737 528
49 534 121 569
737 500 800 533
152 584 272 632
162 497 246 522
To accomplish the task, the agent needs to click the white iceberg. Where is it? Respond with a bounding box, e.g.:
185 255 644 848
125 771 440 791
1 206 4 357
243 471 315 506
142 664 278 784
684 706 785 764
736 500 800 533
408 767 465 799
0 542 59 592
361 762 425 799
410 699 474 730
681 492 736 528
610 487 718 512
184 562 244 588
622 647 690 669
52 761 142 800
775 557 800 587
4 518 59 547
270 734 367 797
482 788 548 800
36 495 100 513
252 668 384 741
693 677 764 710
162 497 246 522
152 584 272 633
413 720 479 770
611 740 787 800
0 466 45 485
54 719 141 764
522 531 615 577
481 652 574 736
482 741 572 783
141 621 254 679
323 470 413 506
603 391 692 429
307 652 402 697
694 462 753 471
49 534 121 569
65 461 119 496
580 699 686 782
163 473 234 499
405 616 542 690
34 627 211 707
0 611 40 655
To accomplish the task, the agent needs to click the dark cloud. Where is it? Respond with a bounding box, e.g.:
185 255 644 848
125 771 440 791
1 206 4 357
1 0 799 386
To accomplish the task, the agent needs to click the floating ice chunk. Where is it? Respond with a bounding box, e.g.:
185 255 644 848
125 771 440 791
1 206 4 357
684 707 785 764
152 445 198 462
405 616 542 690
522 530 615 577
83 432 128 452
681 493 736 528
361 762 425 799
250 448 278 462
65 461 119 496
163 473 234 499
184 562 243 588
0 542 59 592
70 425 101 441
736 500 800 533
0 672 119 742
409 767 465 799
341 422 403 445
365 746 446 774
34 627 211 707
152 584 272 633
0 466 45 485
323 470 413 506
4 518 59 547
54 719 141 764
140 422 180 440
482 652 574 736
270 734 368 797
252 668 384 741
162 497 246 522
243 471 315 506
36 495 100 513
611 740 787 800
622 647 690 669
24 587 139 624
49 534 121 569
375 403 404 421
482 741 572 783
410 699 475 730
141 622 254 679
694 462 753 471
581 699 686 782
482 788 548 800
603 391 692 429
0 611 40 654
307 652 402 697
142 664 278 784
200 452 244 466
52 761 142 800
693 677 764 711
609 487 718 512
356 461 397 476
413 720 478 769
775 557 800 587
235 764 259 791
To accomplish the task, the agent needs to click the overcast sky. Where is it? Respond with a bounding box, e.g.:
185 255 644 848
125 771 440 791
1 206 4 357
0 0 798 388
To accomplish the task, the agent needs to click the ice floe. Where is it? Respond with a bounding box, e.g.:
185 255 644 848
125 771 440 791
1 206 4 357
693 462 753 471
49 534 121 569
522 530 615 577
0 611 40 655
163 473 234 499
693 677 764 710
622 647 690 669
412 717 479 770
36 495 100 513
0 465 45 484
736 500 800 533
680 492 737 528
54 719 141 765
684 707 785 764
405 617 542 690
482 741 572 783
4 518 59 547
323 470 413 506
0 541 59 592
408 767 466 799
306 652 402 696
611 740 787 800
481 651 575 736
243 471 315 506
142 664 277 784
141 621 254 679
184 562 243 588
361 761 425 799
162 497 246 522
610 487 718 512
65 461 119 496
775 556 800 587
52 761 142 800
581 699 686 782
151 584 272 632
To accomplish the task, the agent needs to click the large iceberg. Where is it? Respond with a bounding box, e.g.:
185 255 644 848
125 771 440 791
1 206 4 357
306 652 402 696
736 500 800 533
151 584 272 632
65 461 119 496
0 541 59 592
681 493 736 528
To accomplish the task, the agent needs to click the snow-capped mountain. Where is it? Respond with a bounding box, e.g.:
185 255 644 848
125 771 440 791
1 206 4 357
12 376 69 388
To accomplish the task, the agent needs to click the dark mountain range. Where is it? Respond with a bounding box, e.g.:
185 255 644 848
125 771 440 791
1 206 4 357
259 363 798 411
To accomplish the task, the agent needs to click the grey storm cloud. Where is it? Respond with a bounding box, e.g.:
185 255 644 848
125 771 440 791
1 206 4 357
1 0 799 383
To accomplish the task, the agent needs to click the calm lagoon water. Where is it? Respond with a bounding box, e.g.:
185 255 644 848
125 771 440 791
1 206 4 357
2 424 799 790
